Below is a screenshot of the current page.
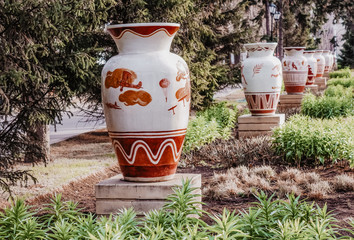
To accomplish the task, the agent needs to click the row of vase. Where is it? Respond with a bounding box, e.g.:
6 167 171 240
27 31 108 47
242 43 335 116
100 22 335 182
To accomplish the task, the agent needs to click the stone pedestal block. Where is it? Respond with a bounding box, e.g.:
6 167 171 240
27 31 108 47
323 72 330 78
305 85 319 94
95 173 202 215
315 77 327 90
278 94 303 111
238 114 285 138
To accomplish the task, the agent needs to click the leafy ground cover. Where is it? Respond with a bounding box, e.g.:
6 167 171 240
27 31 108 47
301 85 353 119
1 181 353 239
272 115 354 167
183 102 240 153
329 68 352 79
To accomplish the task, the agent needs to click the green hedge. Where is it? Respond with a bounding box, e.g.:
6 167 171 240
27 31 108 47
1 181 353 239
329 68 351 78
272 115 354 167
301 85 353 119
183 102 237 152
327 77 354 88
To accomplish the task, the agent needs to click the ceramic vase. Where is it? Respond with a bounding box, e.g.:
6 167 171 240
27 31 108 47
303 51 318 85
323 50 332 74
102 23 190 182
241 43 282 115
314 50 325 77
282 47 308 94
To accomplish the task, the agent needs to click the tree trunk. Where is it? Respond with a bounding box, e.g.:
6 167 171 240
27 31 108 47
24 123 50 163
265 0 270 36
278 0 283 60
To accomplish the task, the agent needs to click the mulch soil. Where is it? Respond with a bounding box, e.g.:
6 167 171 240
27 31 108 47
6 130 354 231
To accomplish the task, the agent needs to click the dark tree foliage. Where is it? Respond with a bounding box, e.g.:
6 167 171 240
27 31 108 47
0 0 115 194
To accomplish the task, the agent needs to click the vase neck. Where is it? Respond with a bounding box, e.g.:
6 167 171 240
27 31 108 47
107 24 179 54
284 48 305 57
244 43 277 58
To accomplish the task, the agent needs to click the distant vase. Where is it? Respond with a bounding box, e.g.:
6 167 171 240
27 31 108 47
323 50 332 74
241 43 282 115
303 51 318 85
314 50 325 77
102 23 190 182
282 47 308 94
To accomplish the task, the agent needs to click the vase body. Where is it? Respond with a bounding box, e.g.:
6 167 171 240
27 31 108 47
241 43 282 115
314 50 325 77
102 23 190 182
323 50 332 74
303 51 317 85
282 47 308 94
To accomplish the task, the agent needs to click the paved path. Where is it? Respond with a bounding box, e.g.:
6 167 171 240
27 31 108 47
50 107 106 144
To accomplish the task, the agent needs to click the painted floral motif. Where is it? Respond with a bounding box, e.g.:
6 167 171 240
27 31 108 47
105 102 122 109
119 90 152 106
175 83 191 107
105 68 142 91
271 64 281 78
252 64 264 77
176 61 189 82
159 78 170 102
241 63 248 85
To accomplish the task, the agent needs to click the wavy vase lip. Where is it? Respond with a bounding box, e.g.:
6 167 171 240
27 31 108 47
243 42 277 51
284 46 306 51
106 22 180 39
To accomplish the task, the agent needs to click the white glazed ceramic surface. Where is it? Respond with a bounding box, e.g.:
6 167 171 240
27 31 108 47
303 51 318 85
282 47 308 94
101 23 190 181
323 50 332 73
314 50 325 77
241 43 282 115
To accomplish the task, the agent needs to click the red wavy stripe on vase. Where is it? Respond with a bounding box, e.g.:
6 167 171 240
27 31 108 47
108 26 180 39
110 132 185 179
285 85 305 94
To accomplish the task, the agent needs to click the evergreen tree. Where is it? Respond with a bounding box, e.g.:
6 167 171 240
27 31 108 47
0 0 114 194
338 25 354 68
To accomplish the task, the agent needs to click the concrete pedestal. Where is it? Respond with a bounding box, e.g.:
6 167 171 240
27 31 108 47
95 173 202 215
315 77 327 90
305 85 319 94
238 114 285 138
323 72 330 78
278 94 303 111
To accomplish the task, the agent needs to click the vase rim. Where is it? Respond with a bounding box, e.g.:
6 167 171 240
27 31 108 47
106 22 180 29
284 47 305 50
304 50 315 53
243 42 277 47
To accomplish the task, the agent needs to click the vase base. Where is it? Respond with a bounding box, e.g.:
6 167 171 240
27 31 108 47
123 174 176 182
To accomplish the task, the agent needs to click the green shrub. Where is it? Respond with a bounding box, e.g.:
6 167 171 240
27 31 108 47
327 77 354 88
301 86 353 119
1 181 353 239
329 68 351 78
272 115 354 167
184 102 237 152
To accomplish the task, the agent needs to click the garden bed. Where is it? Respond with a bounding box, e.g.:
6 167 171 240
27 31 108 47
2 130 352 231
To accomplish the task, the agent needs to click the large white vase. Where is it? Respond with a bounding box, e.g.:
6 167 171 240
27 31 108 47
314 50 325 77
282 47 308 94
102 23 190 182
323 50 332 74
241 43 282 115
303 51 318 85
